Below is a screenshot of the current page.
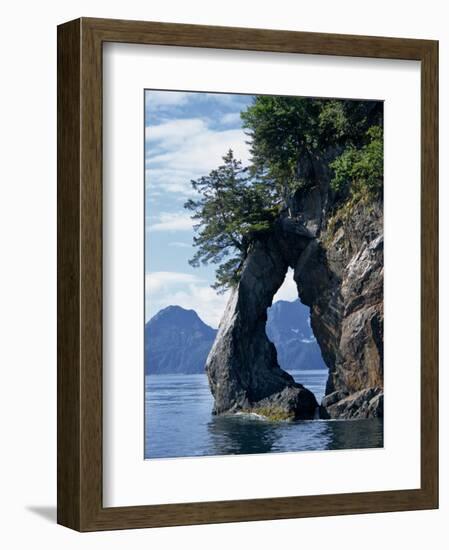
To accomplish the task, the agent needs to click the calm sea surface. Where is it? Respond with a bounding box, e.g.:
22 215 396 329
144 370 383 459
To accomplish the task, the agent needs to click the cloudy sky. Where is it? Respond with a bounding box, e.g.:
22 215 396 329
145 90 298 327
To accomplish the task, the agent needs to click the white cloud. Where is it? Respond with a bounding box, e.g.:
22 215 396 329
146 271 202 293
145 90 248 110
148 127 248 171
145 271 229 328
145 117 250 196
148 212 193 232
200 92 250 107
146 267 300 329
272 268 299 303
169 241 191 248
220 112 242 126
145 118 206 147
145 90 190 108
146 266 300 328
145 167 196 196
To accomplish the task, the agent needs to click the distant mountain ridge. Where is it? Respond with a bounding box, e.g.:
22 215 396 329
266 300 326 372
144 306 217 375
145 301 326 375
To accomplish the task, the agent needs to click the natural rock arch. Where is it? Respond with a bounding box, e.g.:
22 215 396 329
206 187 384 420
206 225 318 420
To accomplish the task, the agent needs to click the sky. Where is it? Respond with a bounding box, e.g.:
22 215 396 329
145 90 298 327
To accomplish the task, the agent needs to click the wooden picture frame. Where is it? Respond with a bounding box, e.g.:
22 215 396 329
57 17 438 531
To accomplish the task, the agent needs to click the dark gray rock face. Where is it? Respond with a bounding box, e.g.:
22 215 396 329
206 175 383 420
321 387 383 419
206 235 318 420
296 201 384 418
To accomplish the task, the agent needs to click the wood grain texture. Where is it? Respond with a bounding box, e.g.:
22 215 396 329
57 17 439 532
420 41 439 504
57 18 81 531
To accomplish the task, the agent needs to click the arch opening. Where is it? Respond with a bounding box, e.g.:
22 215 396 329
265 268 328 400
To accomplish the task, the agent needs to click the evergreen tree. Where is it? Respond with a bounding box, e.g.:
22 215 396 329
185 97 383 291
184 149 278 292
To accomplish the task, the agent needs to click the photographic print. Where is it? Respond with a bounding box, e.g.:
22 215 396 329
57 19 438 530
144 90 384 460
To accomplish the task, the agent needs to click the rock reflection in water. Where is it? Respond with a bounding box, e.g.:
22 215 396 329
207 414 280 455
145 372 383 459
206 414 383 457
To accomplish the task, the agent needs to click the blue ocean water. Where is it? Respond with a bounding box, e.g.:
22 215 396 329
144 370 383 459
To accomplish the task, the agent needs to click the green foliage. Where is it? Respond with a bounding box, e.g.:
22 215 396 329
186 96 383 292
184 150 279 292
330 126 383 199
241 96 383 199
241 96 320 197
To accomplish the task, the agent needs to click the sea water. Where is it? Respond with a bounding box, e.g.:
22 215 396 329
144 370 383 459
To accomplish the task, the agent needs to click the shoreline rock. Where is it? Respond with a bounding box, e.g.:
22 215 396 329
205 234 318 420
206 162 383 420
320 387 383 419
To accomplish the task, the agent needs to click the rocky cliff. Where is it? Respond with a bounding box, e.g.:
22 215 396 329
206 231 318 420
206 168 383 420
298 198 384 419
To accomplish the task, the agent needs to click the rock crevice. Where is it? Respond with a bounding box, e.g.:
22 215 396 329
206 183 384 420
206 232 318 420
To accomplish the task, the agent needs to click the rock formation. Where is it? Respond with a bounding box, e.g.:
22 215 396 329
304 200 384 419
206 163 384 420
145 300 324 375
206 232 318 420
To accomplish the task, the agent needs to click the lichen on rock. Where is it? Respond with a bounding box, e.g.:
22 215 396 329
206 182 383 421
206 232 318 420
199 97 384 421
